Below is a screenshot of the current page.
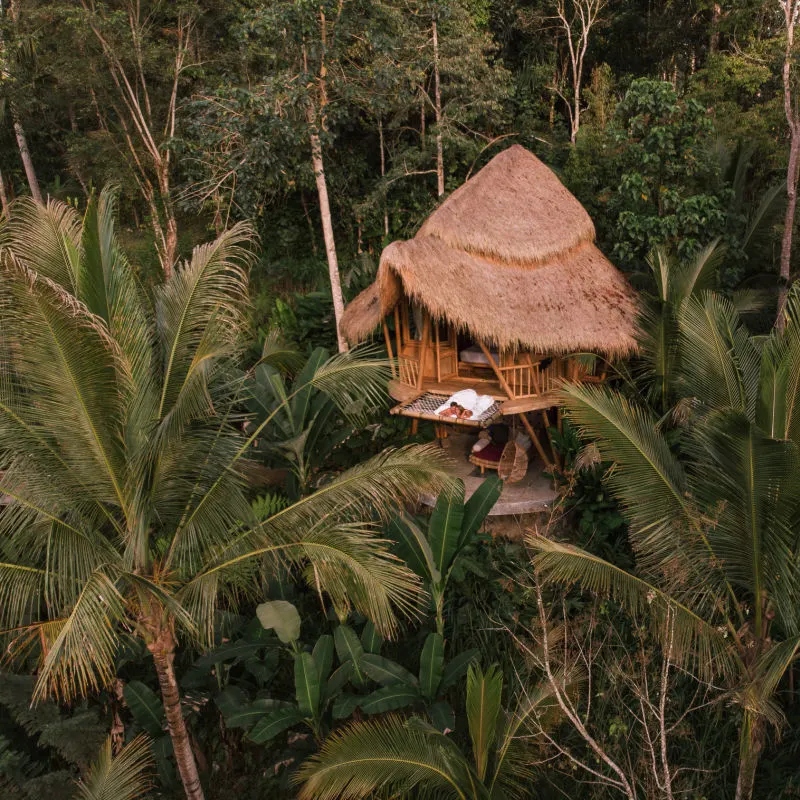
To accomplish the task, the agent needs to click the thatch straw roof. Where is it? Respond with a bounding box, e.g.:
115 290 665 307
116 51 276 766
341 145 639 356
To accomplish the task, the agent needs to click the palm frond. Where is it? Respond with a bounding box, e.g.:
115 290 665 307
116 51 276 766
687 412 800 633
155 221 255 420
1 197 82 292
671 238 725 299
527 534 737 681
75 734 153 800
466 663 503 782
33 570 127 702
293 715 475 800
559 383 691 574
678 293 760 417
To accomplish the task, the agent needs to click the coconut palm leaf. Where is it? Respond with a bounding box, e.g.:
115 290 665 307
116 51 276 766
33 569 127 702
294 715 477 800
559 383 692 572
466 663 503 782
1 196 83 291
686 411 800 633
75 734 153 800
527 535 737 680
155 221 255 421
678 293 760 417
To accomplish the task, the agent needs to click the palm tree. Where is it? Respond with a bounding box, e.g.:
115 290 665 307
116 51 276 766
530 289 800 800
0 189 452 800
295 662 556 799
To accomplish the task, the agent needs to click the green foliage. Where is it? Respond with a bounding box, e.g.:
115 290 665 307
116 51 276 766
388 477 502 635
536 286 800 795
609 79 728 267
0 674 108 800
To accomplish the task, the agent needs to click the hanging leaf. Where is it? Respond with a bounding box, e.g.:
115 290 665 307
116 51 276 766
439 648 480 693
256 600 301 643
248 707 306 744
359 654 418 688
360 685 421 715
387 516 438 582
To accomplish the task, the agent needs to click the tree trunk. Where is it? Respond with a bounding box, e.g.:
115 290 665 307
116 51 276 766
0 168 10 218
149 629 205 800
379 118 389 238
777 2 800 332
778 133 800 331
432 18 444 198
157 163 178 279
13 116 42 204
308 118 347 352
735 713 765 800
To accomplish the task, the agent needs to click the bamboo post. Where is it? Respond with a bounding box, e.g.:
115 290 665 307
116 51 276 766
520 412 551 469
383 320 396 377
434 322 441 381
394 305 402 352
417 314 432 391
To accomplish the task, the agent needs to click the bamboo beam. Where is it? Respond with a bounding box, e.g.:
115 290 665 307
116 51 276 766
383 319 396 377
478 341 515 399
416 314 432 391
520 413 551 469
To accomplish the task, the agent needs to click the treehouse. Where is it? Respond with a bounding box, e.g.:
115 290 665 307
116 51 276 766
340 145 639 470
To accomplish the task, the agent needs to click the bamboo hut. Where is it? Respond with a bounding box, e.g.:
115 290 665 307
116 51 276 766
341 145 639 468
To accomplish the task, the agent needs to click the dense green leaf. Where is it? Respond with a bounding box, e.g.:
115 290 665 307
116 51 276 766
248 707 306 744
359 654 418 688
439 648 480 693
419 633 445 701
123 681 163 738
428 482 466 576
360 685 421 715
295 651 322 718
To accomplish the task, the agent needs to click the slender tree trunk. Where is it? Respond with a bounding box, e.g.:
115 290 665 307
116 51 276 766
0 167 10 218
149 628 205 800
156 163 178 278
777 0 800 332
432 17 444 198
379 118 389 238
308 115 347 352
735 713 765 800
13 115 42 204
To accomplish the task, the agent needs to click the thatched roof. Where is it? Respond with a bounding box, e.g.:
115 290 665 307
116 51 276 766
341 145 639 356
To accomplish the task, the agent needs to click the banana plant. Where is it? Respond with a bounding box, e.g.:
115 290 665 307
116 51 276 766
389 477 502 635
338 631 479 733
216 603 381 744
